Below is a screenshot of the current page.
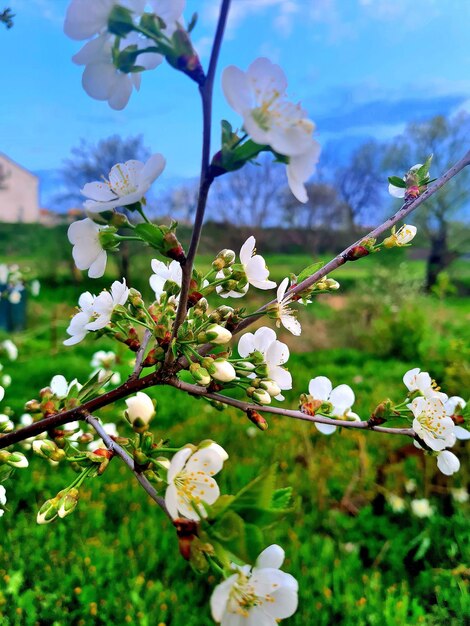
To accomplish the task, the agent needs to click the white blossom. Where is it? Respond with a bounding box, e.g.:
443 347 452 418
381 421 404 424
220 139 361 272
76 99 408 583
91 350 117 370
149 259 183 301
210 544 298 625
272 277 301 336
82 155 165 212
307 375 355 435
50 375 82 400
86 279 129 331
436 450 460 476
238 327 292 398
387 494 406 513
222 57 319 203
403 368 447 402
165 445 227 521
394 224 417 245
444 396 469 441
217 236 276 298
211 359 237 383
0 386 4 403
1 339 18 361
68 218 108 278
64 291 96 346
409 397 455 451
125 392 155 426
64 0 146 41
411 498 434 518
388 163 425 198
451 488 468 503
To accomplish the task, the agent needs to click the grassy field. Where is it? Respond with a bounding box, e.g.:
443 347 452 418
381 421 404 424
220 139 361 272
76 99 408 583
0 239 469 625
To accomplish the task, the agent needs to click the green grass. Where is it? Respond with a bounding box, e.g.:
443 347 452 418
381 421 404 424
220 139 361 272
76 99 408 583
0 245 469 625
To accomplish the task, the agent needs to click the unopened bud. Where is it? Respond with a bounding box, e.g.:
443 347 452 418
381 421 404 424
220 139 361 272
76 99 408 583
345 245 370 261
0 415 14 433
259 379 281 397
190 363 211 386
0 451 29 468
125 392 155 432
210 359 237 383
128 288 145 308
212 249 236 270
37 497 59 524
199 323 232 345
24 399 41 413
246 408 268 431
57 488 79 518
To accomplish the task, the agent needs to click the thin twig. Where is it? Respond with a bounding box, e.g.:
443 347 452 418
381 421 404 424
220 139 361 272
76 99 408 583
168 0 232 358
168 378 415 437
85 413 171 518
184 148 470 357
130 328 153 381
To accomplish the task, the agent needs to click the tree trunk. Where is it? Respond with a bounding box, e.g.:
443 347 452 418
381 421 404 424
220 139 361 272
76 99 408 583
425 228 448 292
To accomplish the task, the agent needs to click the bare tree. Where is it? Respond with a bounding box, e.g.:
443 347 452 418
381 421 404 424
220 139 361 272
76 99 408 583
161 181 199 223
384 113 470 290
0 7 14 29
282 182 347 230
208 154 284 227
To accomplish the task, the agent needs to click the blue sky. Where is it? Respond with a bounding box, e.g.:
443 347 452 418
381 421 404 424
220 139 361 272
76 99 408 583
1 0 469 204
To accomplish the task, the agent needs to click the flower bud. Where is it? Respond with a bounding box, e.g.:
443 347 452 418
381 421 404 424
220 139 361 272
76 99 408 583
37 497 59 524
395 224 417 245
212 249 236 270
0 414 14 433
189 363 211 386
247 408 268 431
57 488 79 518
199 323 232 345
259 379 281 398
125 392 155 431
98 228 119 250
210 359 237 383
234 361 256 373
128 288 145 309
0 451 29 468
345 245 370 261
325 278 340 290
24 399 41 413
247 387 272 405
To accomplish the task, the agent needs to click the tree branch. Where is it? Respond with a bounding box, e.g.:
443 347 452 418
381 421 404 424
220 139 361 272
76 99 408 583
168 378 415 438
85 413 171 518
198 149 470 345
168 0 231 353
0 369 163 449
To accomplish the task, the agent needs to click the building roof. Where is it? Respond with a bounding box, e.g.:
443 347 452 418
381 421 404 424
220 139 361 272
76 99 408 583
0 153 39 181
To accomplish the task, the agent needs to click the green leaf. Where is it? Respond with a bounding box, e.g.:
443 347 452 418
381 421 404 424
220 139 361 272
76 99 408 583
388 176 406 188
134 223 164 248
271 487 293 510
107 5 135 37
416 154 433 180
297 261 323 283
78 370 114 403
221 120 233 146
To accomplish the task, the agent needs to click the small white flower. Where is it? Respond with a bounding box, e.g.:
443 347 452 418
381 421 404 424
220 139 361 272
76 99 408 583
81 154 166 212
149 259 183 301
307 375 355 435
387 494 406 513
238 327 292 398
68 218 108 278
272 277 301 336
64 291 96 346
217 236 276 298
436 450 460 476
1 339 18 361
8 290 21 304
451 488 468 503
0 386 4 403
411 498 434 518
395 224 417 245
211 544 298 625
165 445 227 520
388 163 426 198
409 397 455 451
86 279 129 331
50 375 82 400
91 350 117 370
403 368 447 402
1 375 11 388
125 392 155 426
31 279 41 296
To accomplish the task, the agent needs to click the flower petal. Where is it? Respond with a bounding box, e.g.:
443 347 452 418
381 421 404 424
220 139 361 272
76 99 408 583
308 376 332 402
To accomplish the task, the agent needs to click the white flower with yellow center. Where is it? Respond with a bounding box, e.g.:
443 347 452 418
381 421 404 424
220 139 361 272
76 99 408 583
409 397 455 451
410 498 434 518
86 279 129 331
211 544 298 626
394 224 417 245
403 368 447 402
81 154 166 212
270 277 301 336
307 375 356 436
165 445 228 521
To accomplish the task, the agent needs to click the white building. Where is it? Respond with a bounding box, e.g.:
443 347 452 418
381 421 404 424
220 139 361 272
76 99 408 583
0 153 40 223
